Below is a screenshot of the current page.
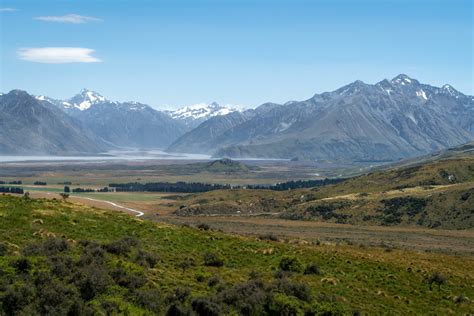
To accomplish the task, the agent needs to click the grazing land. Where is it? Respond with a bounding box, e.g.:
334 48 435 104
0 195 473 315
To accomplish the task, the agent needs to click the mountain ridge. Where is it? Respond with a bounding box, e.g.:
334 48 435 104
167 74 474 161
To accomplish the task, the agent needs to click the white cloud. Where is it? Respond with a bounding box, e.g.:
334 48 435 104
18 47 102 63
34 14 101 24
0 8 17 12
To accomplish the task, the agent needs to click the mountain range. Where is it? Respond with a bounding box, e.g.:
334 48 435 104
1 74 473 161
168 74 474 161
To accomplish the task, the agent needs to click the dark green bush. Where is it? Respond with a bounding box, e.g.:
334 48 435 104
110 268 147 290
135 250 160 268
11 257 31 273
279 256 303 273
208 275 221 287
216 279 270 315
73 264 112 300
277 279 312 302
304 263 322 275
103 236 140 255
133 287 163 313
203 252 224 267
191 297 221 316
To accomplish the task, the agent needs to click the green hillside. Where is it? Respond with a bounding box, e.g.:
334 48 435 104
0 195 473 314
172 155 474 229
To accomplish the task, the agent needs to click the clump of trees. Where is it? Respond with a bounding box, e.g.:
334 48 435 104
108 177 346 193
248 178 346 191
0 187 24 194
0 180 22 185
72 188 96 193
33 181 47 186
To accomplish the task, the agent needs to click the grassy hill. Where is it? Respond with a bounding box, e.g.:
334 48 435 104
171 154 474 229
0 195 473 314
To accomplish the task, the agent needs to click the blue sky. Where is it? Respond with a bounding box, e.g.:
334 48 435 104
0 0 472 109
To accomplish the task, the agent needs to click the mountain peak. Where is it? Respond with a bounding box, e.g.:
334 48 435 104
68 89 107 111
335 79 368 96
440 84 462 97
391 74 417 85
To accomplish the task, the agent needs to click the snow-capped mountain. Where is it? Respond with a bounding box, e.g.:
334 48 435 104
34 89 187 149
65 89 107 111
36 89 107 111
167 102 239 129
168 74 474 161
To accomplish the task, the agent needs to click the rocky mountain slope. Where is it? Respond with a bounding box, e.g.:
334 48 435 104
168 75 474 162
0 90 109 155
38 89 187 149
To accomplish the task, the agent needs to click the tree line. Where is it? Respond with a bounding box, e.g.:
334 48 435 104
109 178 345 193
248 178 346 191
0 180 22 185
109 182 231 193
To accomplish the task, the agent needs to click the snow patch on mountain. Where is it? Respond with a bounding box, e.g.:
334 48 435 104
169 102 239 121
416 89 428 100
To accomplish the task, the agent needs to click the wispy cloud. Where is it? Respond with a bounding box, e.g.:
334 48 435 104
0 8 17 12
34 14 101 24
18 47 102 63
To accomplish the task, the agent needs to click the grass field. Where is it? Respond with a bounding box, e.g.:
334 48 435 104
0 195 473 314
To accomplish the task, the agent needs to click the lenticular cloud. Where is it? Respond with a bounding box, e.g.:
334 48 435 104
18 47 102 63
34 14 101 24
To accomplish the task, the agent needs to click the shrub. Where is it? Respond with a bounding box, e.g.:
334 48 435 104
426 272 447 291
203 252 224 267
166 287 191 304
73 264 112 300
110 268 147 290
36 280 83 315
197 223 211 231
277 279 312 302
49 255 74 277
215 279 270 315
133 288 163 313
258 233 279 241
267 293 301 316
78 243 106 266
22 237 70 256
0 284 35 314
177 259 195 272
195 272 207 282
104 236 140 255
0 242 8 256
42 237 70 254
166 303 191 316
101 300 120 315
208 275 221 287
11 257 31 273
279 256 303 273
135 250 160 268
304 263 322 275
191 297 221 316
